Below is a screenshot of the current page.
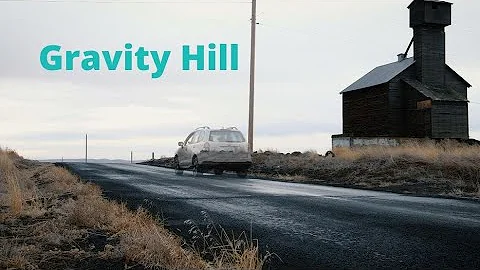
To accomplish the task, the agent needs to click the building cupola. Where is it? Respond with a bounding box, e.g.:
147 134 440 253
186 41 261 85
408 0 452 89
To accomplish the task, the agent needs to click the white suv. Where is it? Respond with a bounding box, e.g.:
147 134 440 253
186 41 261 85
174 127 252 177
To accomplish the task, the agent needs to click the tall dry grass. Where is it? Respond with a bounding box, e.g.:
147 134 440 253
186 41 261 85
334 140 480 163
184 211 269 270
66 196 207 270
251 140 480 197
66 196 266 269
0 148 23 216
0 148 264 269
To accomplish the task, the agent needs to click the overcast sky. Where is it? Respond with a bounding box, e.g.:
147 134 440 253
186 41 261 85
1 0 479 160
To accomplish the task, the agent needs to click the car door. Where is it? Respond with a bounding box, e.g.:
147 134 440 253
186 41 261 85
178 132 195 167
184 131 200 165
190 130 206 155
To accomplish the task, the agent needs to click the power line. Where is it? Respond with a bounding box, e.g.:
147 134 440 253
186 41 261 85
0 0 249 3
258 22 323 36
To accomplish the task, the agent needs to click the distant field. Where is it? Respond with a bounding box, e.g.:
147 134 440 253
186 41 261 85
142 140 480 199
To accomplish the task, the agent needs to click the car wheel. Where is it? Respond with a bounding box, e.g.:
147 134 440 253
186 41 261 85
214 169 224 175
325 151 335 158
174 156 183 175
192 156 203 177
236 170 248 178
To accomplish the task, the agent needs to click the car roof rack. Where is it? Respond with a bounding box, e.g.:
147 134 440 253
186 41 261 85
224 127 238 130
195 126 210 130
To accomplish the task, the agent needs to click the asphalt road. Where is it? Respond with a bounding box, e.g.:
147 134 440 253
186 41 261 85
65 162 480 270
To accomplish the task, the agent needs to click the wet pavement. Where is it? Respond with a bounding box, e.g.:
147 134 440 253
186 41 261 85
65 162 480 270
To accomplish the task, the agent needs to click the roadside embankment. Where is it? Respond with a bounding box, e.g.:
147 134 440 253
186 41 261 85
140 140 480 199
0 148 263 270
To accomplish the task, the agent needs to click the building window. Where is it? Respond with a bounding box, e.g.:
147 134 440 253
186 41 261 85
417 100 432 110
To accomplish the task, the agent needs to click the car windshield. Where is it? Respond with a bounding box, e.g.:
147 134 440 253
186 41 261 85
209 130 245 142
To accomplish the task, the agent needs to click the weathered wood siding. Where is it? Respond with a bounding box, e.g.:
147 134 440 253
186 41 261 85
388 66 416 137
404 82 432 137
414 26 446 89
445 68 468 99
342 84 389 137
431 101 469 139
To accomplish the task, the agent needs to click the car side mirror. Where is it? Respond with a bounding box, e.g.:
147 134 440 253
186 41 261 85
178 142 184 147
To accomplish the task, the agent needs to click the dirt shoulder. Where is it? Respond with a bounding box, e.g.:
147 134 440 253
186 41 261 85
140 141 480 200
0 149 263 270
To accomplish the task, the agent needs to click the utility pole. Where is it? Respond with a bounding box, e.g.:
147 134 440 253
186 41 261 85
130 151 133 164
248 0 257 153
85 134 88 163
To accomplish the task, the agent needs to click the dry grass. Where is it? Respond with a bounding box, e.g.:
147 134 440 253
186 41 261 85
334 140 480 163
0 148 264 269
250 140 480 198
276 174 309 182
0 242 36 270
66 196 206 270
0 149 23 215
211 231 265 270
184 211 269 270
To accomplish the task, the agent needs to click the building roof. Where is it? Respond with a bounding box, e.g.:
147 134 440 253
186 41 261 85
340 57 472 94
402 78 467 101
407 0 452 9
340 58 415 94
446 65 472 88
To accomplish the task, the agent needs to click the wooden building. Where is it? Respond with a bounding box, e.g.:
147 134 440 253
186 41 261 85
333 0 472 147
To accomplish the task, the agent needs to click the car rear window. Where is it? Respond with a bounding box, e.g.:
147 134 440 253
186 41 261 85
209 130 246 142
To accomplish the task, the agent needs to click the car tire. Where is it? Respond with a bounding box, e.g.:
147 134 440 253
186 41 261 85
236 170 248 178
214 169 224 175
174 156 183 175
325 151 335 158
192 156 203 177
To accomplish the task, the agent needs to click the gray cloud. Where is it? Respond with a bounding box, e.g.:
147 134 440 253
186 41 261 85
1 0 479 159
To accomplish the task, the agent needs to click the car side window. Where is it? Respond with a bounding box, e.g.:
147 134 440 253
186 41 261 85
189 132 200 144
185 132 195 145
197 131 206 143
